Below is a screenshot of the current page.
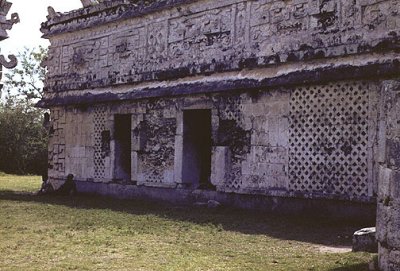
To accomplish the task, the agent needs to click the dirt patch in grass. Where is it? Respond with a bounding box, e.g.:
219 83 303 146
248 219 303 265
316 245 352 254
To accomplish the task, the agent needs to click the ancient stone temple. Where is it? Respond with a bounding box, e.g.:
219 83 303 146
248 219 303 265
40 1 399 268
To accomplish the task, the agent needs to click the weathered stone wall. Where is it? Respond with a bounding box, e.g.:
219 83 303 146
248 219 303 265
377 80 400 271
40 0 400 97
41 1 400 263
47 80 381 202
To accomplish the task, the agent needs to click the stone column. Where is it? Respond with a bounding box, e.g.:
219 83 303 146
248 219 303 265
377 80 400 271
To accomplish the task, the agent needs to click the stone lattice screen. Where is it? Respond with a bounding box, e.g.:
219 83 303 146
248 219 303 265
93 105 108 180
289 81 378 198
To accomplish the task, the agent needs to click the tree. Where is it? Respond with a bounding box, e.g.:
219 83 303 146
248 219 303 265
0 47 48 175
1 46 46 101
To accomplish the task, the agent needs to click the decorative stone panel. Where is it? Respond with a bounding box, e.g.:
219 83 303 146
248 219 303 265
93 105 108 180
48 108 66 178
41 0 400 94
133 100 177 186
289 81 378 199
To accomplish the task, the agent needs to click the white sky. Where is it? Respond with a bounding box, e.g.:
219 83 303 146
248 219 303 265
1 0 82 55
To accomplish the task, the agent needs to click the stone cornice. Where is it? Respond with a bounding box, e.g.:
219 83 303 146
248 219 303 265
37 57 400 107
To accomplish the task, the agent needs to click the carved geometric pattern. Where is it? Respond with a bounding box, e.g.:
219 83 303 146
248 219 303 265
48 108 66 175
225 166 242 190
289 82 370 197
144 171 163 184
219 96 243 125
93 105 107 179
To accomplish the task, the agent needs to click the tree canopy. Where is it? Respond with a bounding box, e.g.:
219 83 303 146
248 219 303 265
0 47 48 175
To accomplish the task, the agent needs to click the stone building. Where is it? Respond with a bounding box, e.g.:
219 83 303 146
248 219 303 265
40 1 399 269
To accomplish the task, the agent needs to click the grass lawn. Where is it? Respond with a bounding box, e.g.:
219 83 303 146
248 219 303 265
0 174 376 271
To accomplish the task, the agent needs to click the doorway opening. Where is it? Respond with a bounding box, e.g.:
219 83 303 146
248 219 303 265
114 114 131 181
182 110 214 190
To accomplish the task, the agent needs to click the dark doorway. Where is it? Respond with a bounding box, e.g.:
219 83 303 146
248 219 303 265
182 110 213 189
114 114 131 181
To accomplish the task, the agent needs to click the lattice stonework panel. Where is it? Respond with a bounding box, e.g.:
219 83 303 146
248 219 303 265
289 82 372 198
93 106 107 179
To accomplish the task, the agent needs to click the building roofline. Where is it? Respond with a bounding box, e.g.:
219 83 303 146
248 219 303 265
41 0 197 38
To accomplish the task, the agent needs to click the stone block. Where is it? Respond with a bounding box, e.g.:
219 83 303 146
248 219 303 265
390 170 400 199
137 173 146 185
163 108 176 119
78 146 86 158
241 160 251 176
131 151 139 181
131 113 144 128
174 135 183 184
379 166 393 200
376 202 390 243
163 170 175 184
387 139 400 169
379 244 389 271
132 133 146 152
252 116 268 132
176 112 183 135
251 131 269 146
243 116 252 131
389 250 400 266
85 146 94 158
387 201 400 249
352 227 378 253
211 146 231 187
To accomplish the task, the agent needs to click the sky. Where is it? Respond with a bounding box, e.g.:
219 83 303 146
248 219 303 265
1 0 82 55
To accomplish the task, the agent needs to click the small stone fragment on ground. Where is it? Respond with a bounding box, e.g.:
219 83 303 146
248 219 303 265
352 227 378 253
207 200 221 208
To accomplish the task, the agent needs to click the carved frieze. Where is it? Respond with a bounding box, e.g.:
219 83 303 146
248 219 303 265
168 5 233 65
0 0 19 73
42 0 400 93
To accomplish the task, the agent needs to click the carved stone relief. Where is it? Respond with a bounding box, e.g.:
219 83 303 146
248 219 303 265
42 0 399 92
0 0 19 85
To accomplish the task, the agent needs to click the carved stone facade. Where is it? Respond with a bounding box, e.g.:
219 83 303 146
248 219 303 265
0 0 19 88
40 0 399 97
41 1 399 269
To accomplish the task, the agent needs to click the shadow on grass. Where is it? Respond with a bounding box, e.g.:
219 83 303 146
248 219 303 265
0 189 374 248
328 255 378 271
329 263 369 271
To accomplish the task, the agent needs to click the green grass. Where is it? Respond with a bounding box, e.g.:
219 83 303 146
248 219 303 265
0 174 376 271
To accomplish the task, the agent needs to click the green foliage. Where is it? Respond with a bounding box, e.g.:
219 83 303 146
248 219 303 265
0 100 48 174
2 46 47 100
0 47 48 175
